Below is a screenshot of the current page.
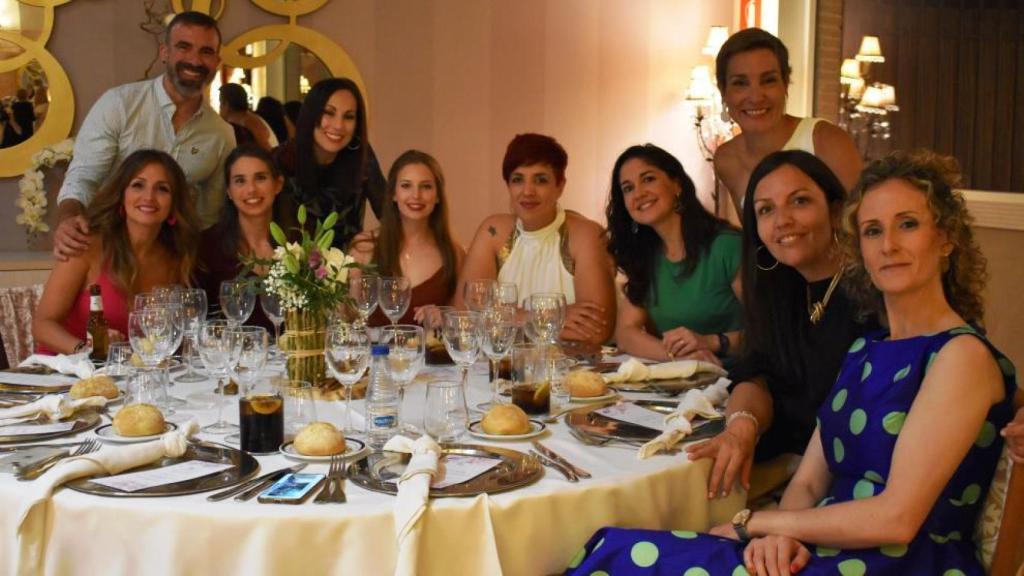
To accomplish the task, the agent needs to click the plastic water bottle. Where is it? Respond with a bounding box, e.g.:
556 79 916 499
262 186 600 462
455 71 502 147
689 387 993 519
365 344 399 449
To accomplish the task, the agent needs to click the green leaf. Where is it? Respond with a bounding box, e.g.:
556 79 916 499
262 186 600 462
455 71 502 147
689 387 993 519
269 222 287 247
284 253 299 275
297 204 307 225
318 230 334 251
322 211 339 231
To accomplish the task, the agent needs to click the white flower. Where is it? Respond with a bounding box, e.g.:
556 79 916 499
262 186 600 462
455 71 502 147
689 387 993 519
323 248 355 283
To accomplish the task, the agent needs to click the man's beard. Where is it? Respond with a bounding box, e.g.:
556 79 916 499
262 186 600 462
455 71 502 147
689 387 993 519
167 61 211 97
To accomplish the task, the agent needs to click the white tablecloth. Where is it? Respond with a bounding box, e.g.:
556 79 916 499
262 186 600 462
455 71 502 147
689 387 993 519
0 361 743 576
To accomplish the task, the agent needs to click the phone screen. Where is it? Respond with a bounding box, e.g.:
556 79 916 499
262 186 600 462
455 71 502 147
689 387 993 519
260 473 324 501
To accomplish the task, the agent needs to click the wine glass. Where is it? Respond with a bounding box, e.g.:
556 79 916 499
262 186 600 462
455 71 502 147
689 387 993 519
351 274 379 327
526 292 566 345
379 276 412 325
381 324 425 433
196 320 238 433
442 310 481 414
152 303 186 408
224 326 268 444
325 324 371 434
175 288 208 383
220 279 255 327
480 306 517 409
494 282 519 308
463 279 497 312
127 308 175 416
259 292 284 360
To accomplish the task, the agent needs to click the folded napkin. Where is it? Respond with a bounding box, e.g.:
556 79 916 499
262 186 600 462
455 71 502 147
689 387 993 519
638 377 731 459
0 394 108 427
16 420 198 576
18 353 94 379
603 358 727 384
382 435 443 576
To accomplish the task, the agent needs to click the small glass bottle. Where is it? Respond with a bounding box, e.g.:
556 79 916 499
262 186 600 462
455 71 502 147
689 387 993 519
86 284 109 361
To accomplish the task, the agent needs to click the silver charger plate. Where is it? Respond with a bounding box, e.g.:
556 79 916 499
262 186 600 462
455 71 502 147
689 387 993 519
66 442 260 498
566 400 724 442
0 410 102 444
606 373 721 394
349 443 543 498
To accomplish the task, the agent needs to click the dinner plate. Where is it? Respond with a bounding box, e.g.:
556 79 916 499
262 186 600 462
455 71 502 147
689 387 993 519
66 442 259 497
95 422 178 443
0 410 102 444
565 400 724 443
569 392 619 403
466 419 547 441
607 373 721 394
349 443 543 497
279 438 368 462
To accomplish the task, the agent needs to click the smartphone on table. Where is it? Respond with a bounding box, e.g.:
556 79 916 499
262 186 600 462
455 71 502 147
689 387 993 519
257 473 325 504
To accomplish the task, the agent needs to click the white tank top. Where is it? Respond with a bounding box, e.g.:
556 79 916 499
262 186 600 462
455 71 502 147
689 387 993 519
497 207 576 305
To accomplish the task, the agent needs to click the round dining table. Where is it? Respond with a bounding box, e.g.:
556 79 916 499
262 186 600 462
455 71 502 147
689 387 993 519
0 359 744 576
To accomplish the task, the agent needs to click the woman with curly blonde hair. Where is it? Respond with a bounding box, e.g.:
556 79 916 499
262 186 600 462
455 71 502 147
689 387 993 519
566 150 1015 575
34 149 199 354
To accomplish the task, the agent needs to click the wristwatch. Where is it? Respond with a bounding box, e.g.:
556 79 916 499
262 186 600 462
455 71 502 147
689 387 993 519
732 508 754 542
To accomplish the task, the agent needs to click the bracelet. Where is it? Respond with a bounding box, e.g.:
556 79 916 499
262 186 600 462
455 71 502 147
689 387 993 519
716 332 730 356
726 410 759 433
72 339 87 354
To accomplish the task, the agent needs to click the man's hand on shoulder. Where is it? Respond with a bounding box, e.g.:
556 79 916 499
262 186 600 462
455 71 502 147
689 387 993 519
53 200 90 261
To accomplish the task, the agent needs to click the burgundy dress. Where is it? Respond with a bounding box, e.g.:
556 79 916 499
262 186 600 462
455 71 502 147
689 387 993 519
193 224 275 333
368 267 451 327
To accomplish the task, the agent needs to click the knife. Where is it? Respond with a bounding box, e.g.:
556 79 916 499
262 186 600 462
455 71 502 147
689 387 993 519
532 441 591 479
529 449 577 482
235 464 307 501
206 464 305 502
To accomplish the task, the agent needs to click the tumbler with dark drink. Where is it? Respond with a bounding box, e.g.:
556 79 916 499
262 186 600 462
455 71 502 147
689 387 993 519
239 392 284 453
511 382 550 415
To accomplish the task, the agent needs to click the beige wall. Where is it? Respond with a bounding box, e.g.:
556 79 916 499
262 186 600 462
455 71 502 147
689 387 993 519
0 0 733 251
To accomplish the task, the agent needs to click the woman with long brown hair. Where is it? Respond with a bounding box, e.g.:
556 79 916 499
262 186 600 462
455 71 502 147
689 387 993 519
34 149 199 353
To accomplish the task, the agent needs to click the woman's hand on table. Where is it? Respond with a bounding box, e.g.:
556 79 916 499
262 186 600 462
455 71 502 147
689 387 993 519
1001 406 1024 463
413 305 441 328
685 416 757 498
560 302 607 341
743 535 810 576
660 326 713 360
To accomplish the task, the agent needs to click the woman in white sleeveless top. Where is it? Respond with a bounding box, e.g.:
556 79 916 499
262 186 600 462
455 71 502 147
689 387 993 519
713 28 862 214
455 133 616 345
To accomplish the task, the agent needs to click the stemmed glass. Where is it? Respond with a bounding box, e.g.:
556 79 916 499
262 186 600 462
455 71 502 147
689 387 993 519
153 303 186 408
463 279 497 312
224 326 268 443
175 289 208 383
494 282 519 308
351 274 380 327
197 320 238 433
259 292 284 360
442 310 482 413
379 276 412 326
381 324 425 433
325 324 371 434
220 279 255 327
127 308 175 416
480 306 517 409
525 292 566 345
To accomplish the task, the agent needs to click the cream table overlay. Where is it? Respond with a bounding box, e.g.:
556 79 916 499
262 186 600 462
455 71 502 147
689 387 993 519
0 360 743 576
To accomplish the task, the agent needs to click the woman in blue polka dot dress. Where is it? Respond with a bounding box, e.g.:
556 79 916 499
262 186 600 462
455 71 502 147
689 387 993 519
565 151 1016 576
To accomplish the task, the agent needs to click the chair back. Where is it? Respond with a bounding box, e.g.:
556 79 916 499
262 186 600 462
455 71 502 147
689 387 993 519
988 388 1024 575
0 284 44 366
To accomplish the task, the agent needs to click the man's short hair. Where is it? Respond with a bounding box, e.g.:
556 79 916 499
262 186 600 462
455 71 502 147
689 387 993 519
164 11 221 46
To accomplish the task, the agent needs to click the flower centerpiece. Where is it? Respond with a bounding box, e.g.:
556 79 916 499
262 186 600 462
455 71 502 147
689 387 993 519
263 205 357 385
17 138 74 244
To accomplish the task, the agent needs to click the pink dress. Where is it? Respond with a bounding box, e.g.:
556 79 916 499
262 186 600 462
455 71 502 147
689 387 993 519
36 270 130 355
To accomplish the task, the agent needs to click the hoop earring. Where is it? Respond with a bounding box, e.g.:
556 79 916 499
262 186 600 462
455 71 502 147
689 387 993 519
755 245 779 271
346 135 361 151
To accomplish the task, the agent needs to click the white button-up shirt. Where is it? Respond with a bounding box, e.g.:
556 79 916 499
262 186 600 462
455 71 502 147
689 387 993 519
57 75 236 228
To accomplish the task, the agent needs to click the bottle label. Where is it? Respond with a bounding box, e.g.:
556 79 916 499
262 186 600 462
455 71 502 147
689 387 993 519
90 295 102 311
371 415 396 428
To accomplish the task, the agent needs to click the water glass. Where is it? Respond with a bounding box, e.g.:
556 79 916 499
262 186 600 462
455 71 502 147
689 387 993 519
196 320 238 433
220 279 255 327
381 324 425 432
546 354 576 414
325 325 371 433
494 282 519 308
282 380 318 437
525 292 566 345
259 292 284 358
481 306 517 407
379 276 412 325
126 366 168 407
351 274 379 326
463 279 496 312
230 326 268 395
128 309 171 368
424 380 467 443
104 341 133 377
175 288 208 383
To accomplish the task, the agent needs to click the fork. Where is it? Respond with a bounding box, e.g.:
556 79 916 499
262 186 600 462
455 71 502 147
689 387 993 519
567 426 644 448
314 454 347 504
16 438 101 481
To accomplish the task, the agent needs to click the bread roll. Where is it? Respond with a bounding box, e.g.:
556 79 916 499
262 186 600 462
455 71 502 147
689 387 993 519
481 404 532 435
565 369 608 398
294 422 346 456
113 403 166 437
70 375 119 400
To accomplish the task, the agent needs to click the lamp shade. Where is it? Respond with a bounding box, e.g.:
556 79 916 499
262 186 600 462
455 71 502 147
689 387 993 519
702 26 730 57
840 58 862 83
856 36 885 63
686 65 716 102
855 84 888 114
848 78 866 100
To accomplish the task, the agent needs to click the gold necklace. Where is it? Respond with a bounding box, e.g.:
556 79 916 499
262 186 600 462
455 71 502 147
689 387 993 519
807 262 845 325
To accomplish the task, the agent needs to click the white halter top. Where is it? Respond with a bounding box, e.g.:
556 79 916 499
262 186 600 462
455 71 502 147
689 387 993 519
497 207 576 305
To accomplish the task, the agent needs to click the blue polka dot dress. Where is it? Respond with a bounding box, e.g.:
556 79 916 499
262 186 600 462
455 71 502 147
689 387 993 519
565 327 1016 575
